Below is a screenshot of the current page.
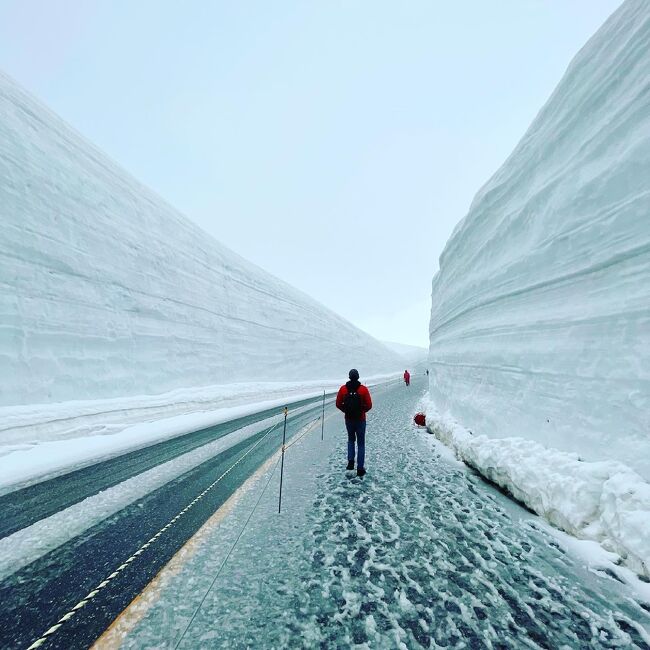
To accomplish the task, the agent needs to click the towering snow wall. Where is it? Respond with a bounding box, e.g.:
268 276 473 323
429 0 650 480
0 71 402 409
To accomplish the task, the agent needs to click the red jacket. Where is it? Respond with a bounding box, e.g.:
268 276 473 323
336 383 372 421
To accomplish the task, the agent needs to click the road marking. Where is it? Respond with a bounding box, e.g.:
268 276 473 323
25 420 280 650
92 452 284 649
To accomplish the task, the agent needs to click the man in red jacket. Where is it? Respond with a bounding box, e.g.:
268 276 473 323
403 369 410 387
336 369 373 477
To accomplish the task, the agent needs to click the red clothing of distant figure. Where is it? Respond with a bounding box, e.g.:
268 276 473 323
403 370 410 386
336 382 373 421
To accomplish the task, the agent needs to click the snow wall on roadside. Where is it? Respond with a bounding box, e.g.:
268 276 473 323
0 71 403 409
428 0 650 481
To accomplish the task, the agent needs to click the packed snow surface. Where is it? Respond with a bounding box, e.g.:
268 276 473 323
428 0 650 480
0 69 402 415
94 382 650 649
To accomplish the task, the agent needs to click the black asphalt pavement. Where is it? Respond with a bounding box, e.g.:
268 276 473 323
0 392 332 539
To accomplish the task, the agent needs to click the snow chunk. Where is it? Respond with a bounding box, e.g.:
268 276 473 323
423 401 650 579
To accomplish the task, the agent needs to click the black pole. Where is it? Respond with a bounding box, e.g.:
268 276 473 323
321 390 325 441
278 406 288 514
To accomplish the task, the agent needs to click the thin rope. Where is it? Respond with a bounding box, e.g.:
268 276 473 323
173 454 282 649
284 416 321 451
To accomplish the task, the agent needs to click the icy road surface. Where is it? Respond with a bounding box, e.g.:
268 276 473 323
99 378 650 649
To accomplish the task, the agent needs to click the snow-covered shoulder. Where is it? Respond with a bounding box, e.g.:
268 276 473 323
0 375 392 495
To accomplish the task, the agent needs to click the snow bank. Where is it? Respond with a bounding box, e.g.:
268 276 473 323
0 378 362 447
428 0 650 480
423 403 650 579
0 70 402 412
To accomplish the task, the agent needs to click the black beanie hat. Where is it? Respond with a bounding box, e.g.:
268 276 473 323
349 368 359 380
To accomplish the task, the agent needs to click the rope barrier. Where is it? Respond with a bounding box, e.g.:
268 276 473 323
176 408 330 645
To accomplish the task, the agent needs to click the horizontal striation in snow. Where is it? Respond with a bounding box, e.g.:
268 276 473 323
0 72 402 408
429 0 650 480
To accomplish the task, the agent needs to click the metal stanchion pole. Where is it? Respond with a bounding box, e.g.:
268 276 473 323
321 390 325 441
278 406 288 513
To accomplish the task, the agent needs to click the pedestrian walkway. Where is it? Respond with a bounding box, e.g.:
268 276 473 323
95 378 650 649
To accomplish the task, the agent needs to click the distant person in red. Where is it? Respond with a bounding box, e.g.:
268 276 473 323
336 369 373 477
403 369 410 387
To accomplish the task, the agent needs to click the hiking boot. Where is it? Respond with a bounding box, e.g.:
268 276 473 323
346 460 355 470
357 467 366 477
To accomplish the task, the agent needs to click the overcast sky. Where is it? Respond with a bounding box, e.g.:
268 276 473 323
0 0 622 347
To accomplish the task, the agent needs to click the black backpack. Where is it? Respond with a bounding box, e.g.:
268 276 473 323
343 386 364 419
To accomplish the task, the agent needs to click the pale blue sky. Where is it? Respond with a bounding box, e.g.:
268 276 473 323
0 0 622 347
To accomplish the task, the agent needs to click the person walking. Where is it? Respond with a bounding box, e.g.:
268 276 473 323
403 369 410 387
336 368 372 477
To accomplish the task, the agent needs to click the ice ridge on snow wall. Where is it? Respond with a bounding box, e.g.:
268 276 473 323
0 71 402 408
428 0 650 480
